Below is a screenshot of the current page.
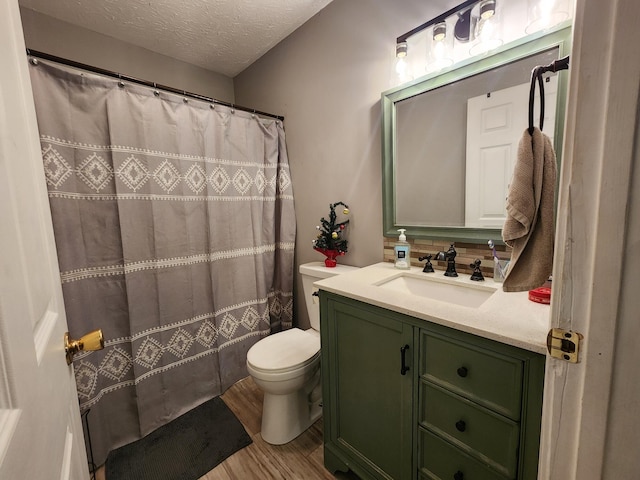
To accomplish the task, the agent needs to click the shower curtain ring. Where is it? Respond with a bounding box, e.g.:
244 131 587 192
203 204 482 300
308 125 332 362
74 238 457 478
27 49 38 65
153 83 159 96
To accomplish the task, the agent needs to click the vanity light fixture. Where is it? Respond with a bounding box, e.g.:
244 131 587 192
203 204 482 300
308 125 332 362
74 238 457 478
392 0 572 85
396 0 478 50
395 0 502 81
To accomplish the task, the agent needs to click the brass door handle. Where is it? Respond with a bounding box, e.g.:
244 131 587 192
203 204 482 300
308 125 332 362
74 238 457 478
64 329 104 365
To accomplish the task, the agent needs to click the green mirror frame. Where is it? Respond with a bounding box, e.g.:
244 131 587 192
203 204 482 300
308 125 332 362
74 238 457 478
381 26 572 243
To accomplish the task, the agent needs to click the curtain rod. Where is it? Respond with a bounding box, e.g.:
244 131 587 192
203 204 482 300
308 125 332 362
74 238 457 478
26 49 285 122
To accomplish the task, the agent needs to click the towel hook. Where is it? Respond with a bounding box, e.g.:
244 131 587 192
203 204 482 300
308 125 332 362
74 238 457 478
528 55 570 135
528 66 546 135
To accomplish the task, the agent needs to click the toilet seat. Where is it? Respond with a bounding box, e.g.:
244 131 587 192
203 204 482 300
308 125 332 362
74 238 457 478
247 328 320 374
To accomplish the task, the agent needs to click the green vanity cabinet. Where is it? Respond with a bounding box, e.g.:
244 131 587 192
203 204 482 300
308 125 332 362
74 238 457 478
319 291 545 480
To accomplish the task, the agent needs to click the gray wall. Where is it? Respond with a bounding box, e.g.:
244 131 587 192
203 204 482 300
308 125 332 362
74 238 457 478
234 0 451 328
19 7 234 102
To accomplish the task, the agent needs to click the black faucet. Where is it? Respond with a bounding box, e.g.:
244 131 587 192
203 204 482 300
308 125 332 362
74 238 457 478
434 243 458 277
418 254 434 273
470 259 485 281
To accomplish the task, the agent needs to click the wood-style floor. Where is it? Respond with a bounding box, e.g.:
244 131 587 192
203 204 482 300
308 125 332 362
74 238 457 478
96 376 359 480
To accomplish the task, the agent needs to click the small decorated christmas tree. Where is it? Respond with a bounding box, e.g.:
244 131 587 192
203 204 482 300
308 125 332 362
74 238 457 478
313 201 350 267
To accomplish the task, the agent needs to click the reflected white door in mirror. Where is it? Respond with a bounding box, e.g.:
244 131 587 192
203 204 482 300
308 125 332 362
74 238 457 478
465 76 557 228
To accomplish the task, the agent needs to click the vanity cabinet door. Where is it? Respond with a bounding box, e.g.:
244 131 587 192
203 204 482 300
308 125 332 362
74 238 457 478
320 293 414 480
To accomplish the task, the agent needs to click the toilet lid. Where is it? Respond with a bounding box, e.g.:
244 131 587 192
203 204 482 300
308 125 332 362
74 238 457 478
247 328 320 372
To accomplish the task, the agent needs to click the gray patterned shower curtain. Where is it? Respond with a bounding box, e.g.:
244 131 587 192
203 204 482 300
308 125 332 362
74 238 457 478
28 60 295 466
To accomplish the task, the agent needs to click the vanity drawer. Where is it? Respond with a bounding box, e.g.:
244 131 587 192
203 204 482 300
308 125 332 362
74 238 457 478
421 332 523 420
419 427 509 480
420 381 519 478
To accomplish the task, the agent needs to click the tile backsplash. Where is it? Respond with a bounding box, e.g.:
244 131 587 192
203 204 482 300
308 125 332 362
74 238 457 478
383 237 510 278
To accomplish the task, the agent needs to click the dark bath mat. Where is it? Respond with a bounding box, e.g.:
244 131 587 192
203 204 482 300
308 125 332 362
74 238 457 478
105 396 251 480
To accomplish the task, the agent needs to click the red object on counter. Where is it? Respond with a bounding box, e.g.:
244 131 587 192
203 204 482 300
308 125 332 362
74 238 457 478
529 287 551 304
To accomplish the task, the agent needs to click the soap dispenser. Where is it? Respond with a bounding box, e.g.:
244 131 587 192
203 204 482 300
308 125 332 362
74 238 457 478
394 229 411 270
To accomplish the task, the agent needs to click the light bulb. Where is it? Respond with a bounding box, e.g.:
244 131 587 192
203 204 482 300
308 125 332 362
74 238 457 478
395 57 408 76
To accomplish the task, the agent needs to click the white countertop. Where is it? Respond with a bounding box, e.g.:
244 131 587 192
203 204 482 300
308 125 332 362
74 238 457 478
314 262 550 354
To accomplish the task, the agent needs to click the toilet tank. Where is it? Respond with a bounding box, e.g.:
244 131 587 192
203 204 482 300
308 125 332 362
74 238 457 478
299 262 359 331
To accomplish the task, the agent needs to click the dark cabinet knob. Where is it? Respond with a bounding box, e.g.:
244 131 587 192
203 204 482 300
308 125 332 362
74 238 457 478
457 366 468 377
453 471 464 480
455 420 466 432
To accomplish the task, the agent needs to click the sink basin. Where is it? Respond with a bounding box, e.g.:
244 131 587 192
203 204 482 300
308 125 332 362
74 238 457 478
376 273 496 308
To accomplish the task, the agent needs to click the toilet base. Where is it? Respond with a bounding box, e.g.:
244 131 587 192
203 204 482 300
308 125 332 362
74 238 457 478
260 376 322 445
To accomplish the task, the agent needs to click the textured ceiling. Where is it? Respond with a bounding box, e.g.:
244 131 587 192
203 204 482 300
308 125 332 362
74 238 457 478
18 0 334 77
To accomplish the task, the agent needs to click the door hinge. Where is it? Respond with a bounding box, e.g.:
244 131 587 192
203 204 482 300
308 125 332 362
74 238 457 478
547 328 583 363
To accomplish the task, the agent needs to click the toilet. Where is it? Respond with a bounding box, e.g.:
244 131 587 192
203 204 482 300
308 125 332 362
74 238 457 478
246 261 359 445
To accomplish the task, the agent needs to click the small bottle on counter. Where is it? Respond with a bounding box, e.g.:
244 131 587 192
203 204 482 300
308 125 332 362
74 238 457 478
394 229 411 270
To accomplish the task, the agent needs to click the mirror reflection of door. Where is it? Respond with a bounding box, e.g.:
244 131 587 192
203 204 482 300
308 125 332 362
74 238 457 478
465 75 558 228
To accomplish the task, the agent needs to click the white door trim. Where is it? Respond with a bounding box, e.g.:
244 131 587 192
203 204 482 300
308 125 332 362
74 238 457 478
540 0 640 477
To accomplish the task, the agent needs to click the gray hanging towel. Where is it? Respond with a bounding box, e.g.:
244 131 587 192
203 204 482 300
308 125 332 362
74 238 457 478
501 127 556 292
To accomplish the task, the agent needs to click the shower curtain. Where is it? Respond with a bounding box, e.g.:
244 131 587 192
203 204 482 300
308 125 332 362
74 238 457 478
28 60 295 466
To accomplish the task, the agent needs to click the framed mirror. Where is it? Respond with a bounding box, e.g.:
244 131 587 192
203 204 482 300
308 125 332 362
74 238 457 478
382 27 572 243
